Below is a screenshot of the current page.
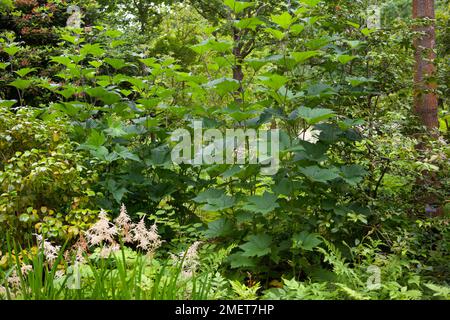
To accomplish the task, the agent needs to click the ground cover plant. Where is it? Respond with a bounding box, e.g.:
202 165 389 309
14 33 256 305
0 0 449 300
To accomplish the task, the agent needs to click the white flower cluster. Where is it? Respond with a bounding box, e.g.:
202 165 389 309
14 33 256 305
84 204 162 257
35 234 61 265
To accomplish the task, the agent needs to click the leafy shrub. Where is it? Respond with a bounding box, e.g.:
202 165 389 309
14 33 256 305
0 105 100 241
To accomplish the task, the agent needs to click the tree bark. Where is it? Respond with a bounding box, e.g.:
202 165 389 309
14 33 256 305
413 0 439 130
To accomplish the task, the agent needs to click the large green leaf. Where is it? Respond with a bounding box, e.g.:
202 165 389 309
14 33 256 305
104 121 128 138
293 141 329 162
193 189 235 211
106 180 128 203
205 78 240 95
290 106 336 125
14 68 36 78
193 189 226 203
203 195 235 212
337 54 358 64
9 79 33 90
240 234 272 257
86 130 106 147
4 46 20 56
104 58 129 70
0 100 17 108
50 56 74 67
340 165 367 186
292 231 322 251
191 39 232 54
259 74 288 91
291 51 321 63
306 83 338 98
235 17 265 30
114 145 140 162
80 43 105 57
271 12 294 29
228 252 256 268
0 62 10 70
242 192 279 215
86 87 122 105
205 218 234 239
265 28 285 40
224 0 255 14
299 0 321 7
300 166 340 183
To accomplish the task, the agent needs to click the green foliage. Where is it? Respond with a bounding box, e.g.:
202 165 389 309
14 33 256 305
0 106 99 241
0 0 448 301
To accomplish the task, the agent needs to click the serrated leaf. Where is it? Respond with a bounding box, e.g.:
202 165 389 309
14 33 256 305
243 192 279 215
202 195 235 212
265 28 285 40
4 46 20 56
86 87 122 105
86 130 106 147
205 77 240 95
292 231 322 251
191 39 232 54
9 79 33 90
224 0 255 14
139 58 158 67
293 141 328 162
194 189 235 211
61 34 83 44
0 100 17 107
300 165 340 183
105 30 123 38
240 234 272 257
291 51 321 63
235 17 265 30
228 252 256 268
340 165 367 186
80 43 105 57
271 12 294 30
306 83 337 97
290 106 336 124
290 24 305 35
193 189 226 203
346 76 375 87
259 74 288 91
0 62 10 70
205 218 234 238
337 54 357 64
50 56 74 67
15 67 36 77
104 58 128 70
114 145 140 161
306 37 330 49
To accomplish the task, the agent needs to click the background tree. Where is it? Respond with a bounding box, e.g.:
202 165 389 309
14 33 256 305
413 0 439 130
96 0 177 33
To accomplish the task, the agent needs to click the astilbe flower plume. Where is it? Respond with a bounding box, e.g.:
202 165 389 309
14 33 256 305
85 209 118 247
114 204 134 243
20 265 33 276
99 243 120 258
35 234 61 265
171 241 203 278
71 233 89 263
132 217 162 253
7 270 21 289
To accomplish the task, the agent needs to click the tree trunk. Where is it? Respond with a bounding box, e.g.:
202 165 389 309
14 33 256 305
412 0 443 217
413 0 439 130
